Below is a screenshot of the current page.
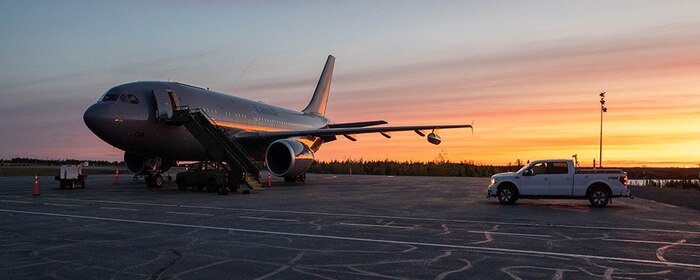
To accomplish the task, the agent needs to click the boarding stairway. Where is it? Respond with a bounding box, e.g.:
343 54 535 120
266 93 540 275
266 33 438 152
169 107 262 192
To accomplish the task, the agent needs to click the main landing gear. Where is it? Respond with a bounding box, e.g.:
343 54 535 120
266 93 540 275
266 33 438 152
145 173 172 188
284 173 306 183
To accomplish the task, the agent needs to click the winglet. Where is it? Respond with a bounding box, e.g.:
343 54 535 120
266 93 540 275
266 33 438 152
470 120 474 135
303 55 335 116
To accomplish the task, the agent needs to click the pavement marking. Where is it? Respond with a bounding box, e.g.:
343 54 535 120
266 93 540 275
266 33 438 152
339 222 415 229
101 207 140 212
42 203 80 207
1 208 700 270
239 216 298 222
166 211 214 217
0 199 33 204
604 238 700 247
38 197 700 235
467 231 551 238
657 239 687 263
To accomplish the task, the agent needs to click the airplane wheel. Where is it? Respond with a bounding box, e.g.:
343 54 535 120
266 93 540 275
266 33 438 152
146 175 154 188
152 174 164 188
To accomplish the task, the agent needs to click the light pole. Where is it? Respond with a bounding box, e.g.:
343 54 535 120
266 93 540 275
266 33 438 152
599 91 607 168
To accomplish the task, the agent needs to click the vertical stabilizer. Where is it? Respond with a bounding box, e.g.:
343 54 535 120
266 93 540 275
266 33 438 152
303 55 335 116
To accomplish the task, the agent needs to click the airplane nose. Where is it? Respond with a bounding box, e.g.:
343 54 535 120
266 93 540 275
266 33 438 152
83 103 114 136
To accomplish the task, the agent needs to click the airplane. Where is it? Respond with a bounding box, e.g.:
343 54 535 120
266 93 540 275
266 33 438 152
83 55 472 188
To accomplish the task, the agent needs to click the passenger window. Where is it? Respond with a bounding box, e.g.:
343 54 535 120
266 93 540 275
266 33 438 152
547 162 569 174
127 94 139 104
101 93 120 102
531 163 547 175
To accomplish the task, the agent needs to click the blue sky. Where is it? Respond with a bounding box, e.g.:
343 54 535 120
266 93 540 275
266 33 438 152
2 1 700 165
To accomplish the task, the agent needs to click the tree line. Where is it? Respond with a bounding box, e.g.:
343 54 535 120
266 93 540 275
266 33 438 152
309 159 521 177
1 158 122 166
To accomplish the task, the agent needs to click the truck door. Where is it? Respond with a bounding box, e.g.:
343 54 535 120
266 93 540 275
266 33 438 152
518 162 548 195
153 89 179 120
546 161 572 196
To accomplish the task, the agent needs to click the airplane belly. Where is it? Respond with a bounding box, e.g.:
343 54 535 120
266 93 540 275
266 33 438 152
120 121 208 160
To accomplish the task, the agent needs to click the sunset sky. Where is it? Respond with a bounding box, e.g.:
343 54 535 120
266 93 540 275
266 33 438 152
1 1 699 167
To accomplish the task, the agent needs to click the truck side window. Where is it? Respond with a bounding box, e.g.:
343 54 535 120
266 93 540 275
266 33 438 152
531 163 546 175
547 162 569 174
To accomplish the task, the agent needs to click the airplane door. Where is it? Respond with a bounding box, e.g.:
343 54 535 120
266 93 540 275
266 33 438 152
153 89 178 119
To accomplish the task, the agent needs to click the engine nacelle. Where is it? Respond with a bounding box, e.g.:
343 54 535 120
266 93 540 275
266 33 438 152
124 152 146 174
427 133 442 145
265 139 315 177
124 152 175 174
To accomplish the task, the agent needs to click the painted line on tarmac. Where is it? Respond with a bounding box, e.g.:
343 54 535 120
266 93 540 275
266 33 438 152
467 231 551 238
338 222 415 229
101 207 140 212
43 203 80 207
239 216 298 222
39 197 700 235
0 199 34 204
165 211 214 217
1 208 699 270
603 238 700 247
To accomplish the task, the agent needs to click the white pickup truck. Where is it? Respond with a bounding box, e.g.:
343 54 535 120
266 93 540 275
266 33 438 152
487 159 631 207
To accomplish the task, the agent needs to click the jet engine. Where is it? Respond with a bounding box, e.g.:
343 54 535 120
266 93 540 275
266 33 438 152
124 152 175 174
265 139 315 177
427 133 442 145
125 152 147 174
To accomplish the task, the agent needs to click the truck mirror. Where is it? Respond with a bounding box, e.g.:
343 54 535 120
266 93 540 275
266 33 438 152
523 169 534 176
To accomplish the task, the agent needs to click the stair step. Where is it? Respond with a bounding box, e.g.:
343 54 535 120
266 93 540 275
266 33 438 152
177 108 262 190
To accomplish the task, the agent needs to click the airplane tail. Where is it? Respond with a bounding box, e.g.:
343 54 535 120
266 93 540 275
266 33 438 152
302 55 335 116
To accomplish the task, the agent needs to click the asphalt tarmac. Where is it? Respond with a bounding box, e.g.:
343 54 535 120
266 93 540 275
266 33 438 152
1 173 698 279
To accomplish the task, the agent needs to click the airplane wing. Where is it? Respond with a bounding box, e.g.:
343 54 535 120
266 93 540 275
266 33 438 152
327 120 387 128
234 123 473 142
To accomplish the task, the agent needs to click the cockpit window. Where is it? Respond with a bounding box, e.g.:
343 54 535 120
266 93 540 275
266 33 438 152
127 94 139 104
101 93 120 102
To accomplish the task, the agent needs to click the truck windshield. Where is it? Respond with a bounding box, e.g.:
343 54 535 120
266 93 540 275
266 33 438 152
517 165 530 173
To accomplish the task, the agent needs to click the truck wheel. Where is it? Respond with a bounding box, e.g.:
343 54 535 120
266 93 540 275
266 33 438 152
589 187 610 207
206 178 218 193
218 185 229 195
497 185 517 205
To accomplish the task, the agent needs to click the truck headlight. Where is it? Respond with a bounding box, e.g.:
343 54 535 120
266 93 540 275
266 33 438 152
490 178 497 186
